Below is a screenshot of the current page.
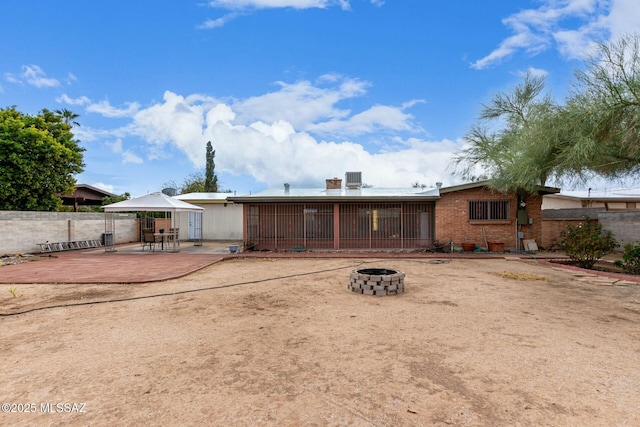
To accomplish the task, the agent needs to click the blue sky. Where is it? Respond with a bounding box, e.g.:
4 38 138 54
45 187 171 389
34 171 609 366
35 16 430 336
2 0 639 197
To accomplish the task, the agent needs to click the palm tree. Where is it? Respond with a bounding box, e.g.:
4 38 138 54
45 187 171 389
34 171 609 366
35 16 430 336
55 108 80 127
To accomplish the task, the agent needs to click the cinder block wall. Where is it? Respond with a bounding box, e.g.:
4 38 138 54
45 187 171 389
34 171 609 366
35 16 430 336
599 211 640 248
436 188 544 250
0 211 138 254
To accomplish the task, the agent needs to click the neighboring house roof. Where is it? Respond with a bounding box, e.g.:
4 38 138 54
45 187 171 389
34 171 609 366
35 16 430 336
545 188 640 203
439 180 560 195
60 183 116 206
103 192 204 212
174 193 235 204
228 186 440 203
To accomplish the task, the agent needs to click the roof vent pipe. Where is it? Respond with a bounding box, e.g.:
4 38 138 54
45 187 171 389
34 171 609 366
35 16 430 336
284 183 290 194
436 182 443 189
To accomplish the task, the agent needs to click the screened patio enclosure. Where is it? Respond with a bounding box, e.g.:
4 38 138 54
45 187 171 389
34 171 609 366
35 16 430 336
244 202 435 251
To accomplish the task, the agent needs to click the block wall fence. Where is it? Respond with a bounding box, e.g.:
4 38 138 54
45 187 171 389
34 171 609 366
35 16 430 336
598 211 640 249
0 211 138 255
2 207 636 255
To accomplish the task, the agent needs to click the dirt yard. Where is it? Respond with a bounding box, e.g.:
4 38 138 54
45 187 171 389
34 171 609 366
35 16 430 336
1 257 640 426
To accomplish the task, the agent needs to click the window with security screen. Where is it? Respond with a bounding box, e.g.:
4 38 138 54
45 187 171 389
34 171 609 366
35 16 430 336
469 200 510 220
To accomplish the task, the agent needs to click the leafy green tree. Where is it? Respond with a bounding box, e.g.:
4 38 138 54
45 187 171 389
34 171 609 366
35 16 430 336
0 106 85 211
204 140 218 192
455 34 640 192
453 73 564 194
561 33 640 179
102 192 130 206
181 171 206 194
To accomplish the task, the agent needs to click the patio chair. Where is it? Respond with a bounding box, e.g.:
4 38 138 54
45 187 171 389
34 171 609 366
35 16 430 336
142 230 157 251
168 228 180 247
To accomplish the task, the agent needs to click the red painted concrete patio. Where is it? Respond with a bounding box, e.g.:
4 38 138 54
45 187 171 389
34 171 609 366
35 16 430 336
0 241 574 285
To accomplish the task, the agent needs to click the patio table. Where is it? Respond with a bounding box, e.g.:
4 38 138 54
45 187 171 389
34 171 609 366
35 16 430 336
154 231 178 252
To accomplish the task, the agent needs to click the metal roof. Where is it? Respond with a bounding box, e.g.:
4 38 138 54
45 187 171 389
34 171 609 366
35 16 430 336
228 186 440 203
175 192 234 203
439 180 560 195
545 187 640 202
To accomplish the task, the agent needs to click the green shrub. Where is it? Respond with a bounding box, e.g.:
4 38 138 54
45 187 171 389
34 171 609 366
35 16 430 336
560 217 618 269
614 242 640 274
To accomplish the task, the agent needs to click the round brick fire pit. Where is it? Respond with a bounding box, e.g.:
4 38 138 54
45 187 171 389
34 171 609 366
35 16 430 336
348 268 405 296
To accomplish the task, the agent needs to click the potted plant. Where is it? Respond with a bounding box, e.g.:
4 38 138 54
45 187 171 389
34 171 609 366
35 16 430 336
488 242 505 252
461 242 476 252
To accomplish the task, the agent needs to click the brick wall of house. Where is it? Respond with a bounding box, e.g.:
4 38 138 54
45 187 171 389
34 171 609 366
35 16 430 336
436 187 544 250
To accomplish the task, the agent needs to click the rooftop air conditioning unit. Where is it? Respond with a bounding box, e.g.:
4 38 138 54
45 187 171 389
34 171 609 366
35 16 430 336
345 171 362 189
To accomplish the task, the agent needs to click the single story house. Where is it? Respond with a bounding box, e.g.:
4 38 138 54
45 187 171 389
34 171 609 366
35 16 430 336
540 188 640 249
227 173 560 252
174 192 243 241
542 188 640 210
60 184 116 211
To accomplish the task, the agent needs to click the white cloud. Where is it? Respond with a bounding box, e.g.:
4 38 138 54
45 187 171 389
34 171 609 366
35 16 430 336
105 138 123 153
22 65 61 88
86 100 141 118
605 0 640 38
472 32 549 70
104 138 143 164
56 93 91 105
206 0 349 10
197 13 238 29
471 0 633 69
200 0 355 28
306 104 418 136
4 73 20 84
131 91 210 164
5 65 60 88
66 73 78 85
122 150 143 164
233 75 370 129
117 76 459 189
519 67 549 78
91 182 114 193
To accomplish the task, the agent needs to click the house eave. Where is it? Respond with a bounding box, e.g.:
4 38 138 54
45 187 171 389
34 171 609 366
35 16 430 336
439 180 560 196
227 195 440 204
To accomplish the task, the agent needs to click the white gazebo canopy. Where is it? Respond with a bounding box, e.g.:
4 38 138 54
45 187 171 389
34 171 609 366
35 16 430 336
102 192 204 251
103 192 204 213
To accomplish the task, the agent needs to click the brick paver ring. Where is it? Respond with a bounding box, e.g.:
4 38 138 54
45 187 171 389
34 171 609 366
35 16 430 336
348 268 405 296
